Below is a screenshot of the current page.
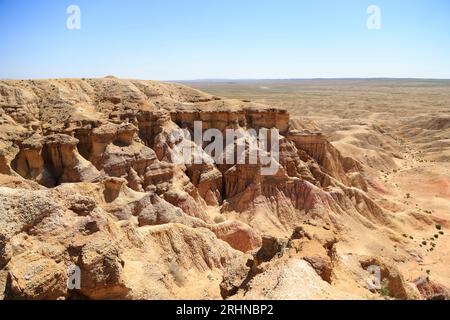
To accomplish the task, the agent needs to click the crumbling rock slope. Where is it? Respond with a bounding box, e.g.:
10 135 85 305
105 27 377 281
0 78 442 300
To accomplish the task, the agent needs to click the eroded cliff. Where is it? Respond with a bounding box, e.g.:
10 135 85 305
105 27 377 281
0 78 443 300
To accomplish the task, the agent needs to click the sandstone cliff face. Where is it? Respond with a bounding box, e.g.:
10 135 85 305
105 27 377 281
10 133 101 186
0 78 437 300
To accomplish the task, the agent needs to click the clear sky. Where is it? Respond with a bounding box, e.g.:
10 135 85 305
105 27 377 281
1 0 449 80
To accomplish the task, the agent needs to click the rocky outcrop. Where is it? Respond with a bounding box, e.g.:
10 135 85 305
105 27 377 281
290 239 333 283
288 131 328 164
360 257 420 300
209 221 262 253
0 78 418 300
288 130 363 187
0 150 11 175
0 187 63 242
44 134 101 184
415 277 450 300
11 134 100 187
0 182 251 300
6 253 67 300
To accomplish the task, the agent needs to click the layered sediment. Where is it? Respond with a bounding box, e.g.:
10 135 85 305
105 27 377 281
0 78 445 300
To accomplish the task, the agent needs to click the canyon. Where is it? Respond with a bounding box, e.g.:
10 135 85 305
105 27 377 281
0 77 448 300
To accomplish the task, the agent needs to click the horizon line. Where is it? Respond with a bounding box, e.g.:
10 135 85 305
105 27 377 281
2 76 450 82
175 77 450 82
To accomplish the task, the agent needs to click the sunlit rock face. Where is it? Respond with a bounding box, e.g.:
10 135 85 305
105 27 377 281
0 78 445 300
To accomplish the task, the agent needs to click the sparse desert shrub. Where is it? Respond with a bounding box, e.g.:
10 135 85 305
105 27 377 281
380 287 390 298
435 224 442 230
379 280 391 299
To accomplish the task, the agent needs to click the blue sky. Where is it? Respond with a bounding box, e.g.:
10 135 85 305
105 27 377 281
0 0 449 80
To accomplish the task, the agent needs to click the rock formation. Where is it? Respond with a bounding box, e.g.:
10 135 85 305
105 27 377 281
0 78 447 300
